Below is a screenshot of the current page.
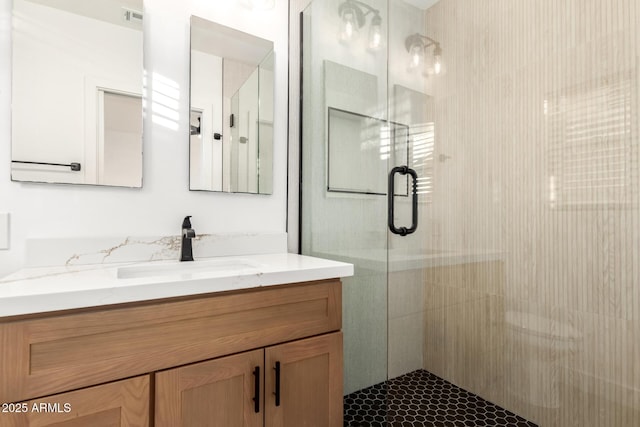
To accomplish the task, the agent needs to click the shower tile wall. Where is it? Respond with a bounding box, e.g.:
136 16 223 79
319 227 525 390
388 268 425 378
421 1 640 426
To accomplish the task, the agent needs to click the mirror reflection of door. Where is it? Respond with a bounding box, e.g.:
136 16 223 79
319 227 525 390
98 91 143 187
189 109 221 191
11 0 144 187
190 42 224 192
189 15 274 194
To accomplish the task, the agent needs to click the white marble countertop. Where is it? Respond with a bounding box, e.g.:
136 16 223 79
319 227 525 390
0 253 354 317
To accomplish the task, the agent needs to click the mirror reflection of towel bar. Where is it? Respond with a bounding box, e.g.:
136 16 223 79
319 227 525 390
12 160 81 171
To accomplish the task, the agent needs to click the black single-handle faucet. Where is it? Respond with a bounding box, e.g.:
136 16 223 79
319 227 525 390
180 216 196 261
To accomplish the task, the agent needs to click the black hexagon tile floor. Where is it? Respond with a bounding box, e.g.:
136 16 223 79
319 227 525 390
343 370 538 427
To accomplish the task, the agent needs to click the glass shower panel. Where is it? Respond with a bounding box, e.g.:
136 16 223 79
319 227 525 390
303 0 639 425
414 1 640 426
300 0 390 395
386 0 438 380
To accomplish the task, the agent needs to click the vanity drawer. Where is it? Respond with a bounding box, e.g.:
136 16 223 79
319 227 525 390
0 279 342 403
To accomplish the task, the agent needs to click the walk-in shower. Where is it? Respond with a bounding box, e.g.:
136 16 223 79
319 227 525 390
300 0 640 425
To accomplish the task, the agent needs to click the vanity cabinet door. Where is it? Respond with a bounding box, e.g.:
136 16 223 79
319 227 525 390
0 375 149 427
155 349 263 427
264 332 343 427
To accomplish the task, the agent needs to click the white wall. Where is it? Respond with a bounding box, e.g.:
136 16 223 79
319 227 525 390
0 0 289 277
258 55 274 194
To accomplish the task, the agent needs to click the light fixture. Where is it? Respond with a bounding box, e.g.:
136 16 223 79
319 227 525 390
405 33 445 75
432 43 443 75
368 13 382 50
338 0 382 50
409 42 423 68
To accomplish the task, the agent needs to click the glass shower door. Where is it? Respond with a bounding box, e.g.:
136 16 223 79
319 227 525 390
302 0 640 426
300 0 392 396
387 1 640 426
383 0 438 387
300 0 435 399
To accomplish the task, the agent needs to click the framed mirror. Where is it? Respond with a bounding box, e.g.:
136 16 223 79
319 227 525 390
189 16 274 194
11 0 144 187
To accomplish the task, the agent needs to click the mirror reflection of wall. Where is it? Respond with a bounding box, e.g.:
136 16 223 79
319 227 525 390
258 52 274 195
230 66 259 193
11 0 144 187
189 16 274 194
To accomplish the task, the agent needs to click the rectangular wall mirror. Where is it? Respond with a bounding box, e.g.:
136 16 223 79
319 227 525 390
190 16 274 194
11 0 144 187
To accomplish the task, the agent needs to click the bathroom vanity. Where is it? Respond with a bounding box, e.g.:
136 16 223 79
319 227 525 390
0 254 352 427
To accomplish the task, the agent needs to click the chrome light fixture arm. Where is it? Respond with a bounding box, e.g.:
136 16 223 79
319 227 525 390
338 0 380 29
404 33 440 53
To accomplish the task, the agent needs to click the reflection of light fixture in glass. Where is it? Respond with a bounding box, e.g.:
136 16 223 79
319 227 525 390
369 13 382 50
338 0 383 50
405 33 445 75
433 43 443 75
409 43 423 68
339 4 360 42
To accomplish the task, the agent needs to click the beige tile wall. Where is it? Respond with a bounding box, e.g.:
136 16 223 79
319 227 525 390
422 0 640 425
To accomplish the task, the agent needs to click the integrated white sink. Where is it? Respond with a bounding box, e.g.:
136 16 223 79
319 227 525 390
0 253 354 317
117 258 262 279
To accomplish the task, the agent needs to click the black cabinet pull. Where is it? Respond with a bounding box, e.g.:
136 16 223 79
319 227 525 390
273 361 281 407
388 166 419 236
252 366 260 413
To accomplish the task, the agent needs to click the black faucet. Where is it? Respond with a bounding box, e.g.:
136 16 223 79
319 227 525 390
180 216 196 261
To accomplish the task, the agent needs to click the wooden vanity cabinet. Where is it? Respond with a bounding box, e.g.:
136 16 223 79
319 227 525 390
265 332 343 427
156 332 342 427
0 376 150 427
0 279 343 427
155 349 264 427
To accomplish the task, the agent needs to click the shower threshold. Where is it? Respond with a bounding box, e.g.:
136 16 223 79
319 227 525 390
344 369 538 427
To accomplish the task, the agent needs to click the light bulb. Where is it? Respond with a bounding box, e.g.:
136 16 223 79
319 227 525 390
433 57 442 74
340 9 358 42
368 14 382 50
409 43 423 68
345 19 354 38
433 44 444 75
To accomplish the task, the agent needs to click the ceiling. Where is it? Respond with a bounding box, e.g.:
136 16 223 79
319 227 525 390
191 16 273 66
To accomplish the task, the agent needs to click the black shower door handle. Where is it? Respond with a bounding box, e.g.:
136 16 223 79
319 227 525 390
388 166 418 236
